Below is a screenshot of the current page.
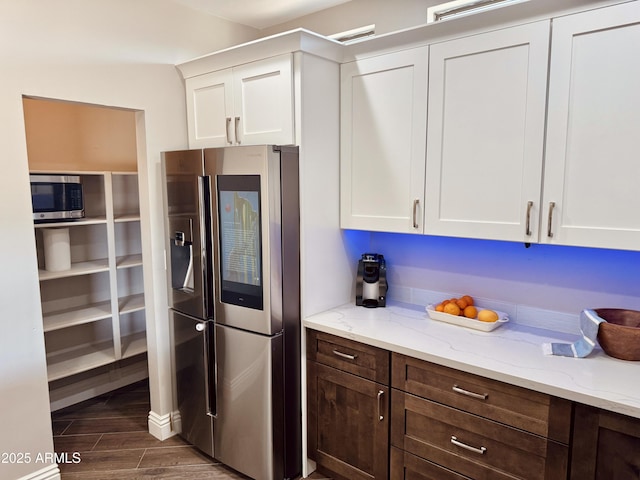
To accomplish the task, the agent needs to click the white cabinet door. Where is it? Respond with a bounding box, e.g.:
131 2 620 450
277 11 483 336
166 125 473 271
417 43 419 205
424 21 549 242
340 46 428 233
233 54 294 146
186 69 233 148
185 54 294 148
542 2 640 250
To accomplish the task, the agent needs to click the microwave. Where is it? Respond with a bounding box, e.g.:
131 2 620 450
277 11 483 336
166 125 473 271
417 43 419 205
30 174 85 222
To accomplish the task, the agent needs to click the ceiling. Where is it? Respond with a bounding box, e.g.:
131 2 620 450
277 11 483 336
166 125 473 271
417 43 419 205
171 0 353 29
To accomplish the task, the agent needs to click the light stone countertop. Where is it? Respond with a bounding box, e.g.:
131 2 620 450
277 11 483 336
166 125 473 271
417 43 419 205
304 302 640 419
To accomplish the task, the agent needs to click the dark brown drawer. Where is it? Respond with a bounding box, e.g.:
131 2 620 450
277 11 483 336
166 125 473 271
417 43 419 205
308 330 389 384
392 353 571 443
391 390 569 480
390 446 468 480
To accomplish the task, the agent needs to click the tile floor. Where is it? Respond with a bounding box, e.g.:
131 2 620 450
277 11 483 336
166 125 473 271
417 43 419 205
51 380 330 479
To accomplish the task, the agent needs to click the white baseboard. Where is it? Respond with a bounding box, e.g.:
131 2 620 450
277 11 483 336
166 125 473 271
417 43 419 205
148 410 177 441
17 464 60 480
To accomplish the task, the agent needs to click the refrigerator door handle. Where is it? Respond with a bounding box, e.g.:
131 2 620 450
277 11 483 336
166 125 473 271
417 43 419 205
197 175 217 418
197 175 214 319
203 321 217 417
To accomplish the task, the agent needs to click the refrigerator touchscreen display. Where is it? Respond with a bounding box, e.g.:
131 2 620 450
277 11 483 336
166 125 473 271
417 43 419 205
217 175 263 310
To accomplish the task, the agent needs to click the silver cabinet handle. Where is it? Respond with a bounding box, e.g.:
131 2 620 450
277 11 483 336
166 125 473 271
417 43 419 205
547 201 556 237
451 436 486 455
412 199 420 229
452 385 488 400
332 349 357 360
234 116 241 144
525 201 533 236
225 117 232 144
377 390 384 421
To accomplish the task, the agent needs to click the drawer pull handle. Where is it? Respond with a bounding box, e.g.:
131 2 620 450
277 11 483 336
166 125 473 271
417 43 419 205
225 117 232 144
525 200 533 236
451 436 487 455
377 390 384 421
332 349 357 361
235 116 241 144
453 385 488 400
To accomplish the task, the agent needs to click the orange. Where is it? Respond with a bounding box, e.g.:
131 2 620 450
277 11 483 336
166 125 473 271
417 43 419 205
443 302 461 316
455 298 468 310
435 303 445 312
462 295 474 306
477 309 499 322
463 305 478 319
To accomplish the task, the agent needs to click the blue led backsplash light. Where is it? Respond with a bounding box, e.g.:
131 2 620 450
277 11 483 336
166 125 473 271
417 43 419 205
344 230 640 314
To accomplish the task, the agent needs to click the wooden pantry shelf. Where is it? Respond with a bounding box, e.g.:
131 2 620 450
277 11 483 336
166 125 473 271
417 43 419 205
121 331 148 359
114 213 141 223
33 216 108 228
116 254 143 269
46 339 116 382
119 293 145 314
43 301 112 332
38 258 110 281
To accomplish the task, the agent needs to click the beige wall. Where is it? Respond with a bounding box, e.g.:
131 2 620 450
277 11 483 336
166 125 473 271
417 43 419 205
0 2 256 479
261 0 443 37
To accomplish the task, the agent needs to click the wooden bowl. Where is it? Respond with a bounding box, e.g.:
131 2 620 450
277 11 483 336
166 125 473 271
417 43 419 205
595 309 640 361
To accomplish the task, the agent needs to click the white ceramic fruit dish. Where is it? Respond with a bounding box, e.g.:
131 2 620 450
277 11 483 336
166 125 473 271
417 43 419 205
425 305 509 332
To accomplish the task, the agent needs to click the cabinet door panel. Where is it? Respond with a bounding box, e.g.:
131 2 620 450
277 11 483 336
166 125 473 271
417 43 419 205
341 47 428 233
425 21 549 242
308 361 389 480
233 54 294 146
186 70 233 148
571 404 640 480
543 2 640 250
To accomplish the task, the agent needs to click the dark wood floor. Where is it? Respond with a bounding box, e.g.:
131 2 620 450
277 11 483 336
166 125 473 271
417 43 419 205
51 380 330 479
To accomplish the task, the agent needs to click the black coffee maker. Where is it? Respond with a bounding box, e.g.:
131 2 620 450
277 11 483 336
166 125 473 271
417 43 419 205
356 253 388 308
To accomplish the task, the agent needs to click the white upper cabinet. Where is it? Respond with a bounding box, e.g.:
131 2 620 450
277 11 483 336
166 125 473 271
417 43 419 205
424 21 550 242
542 2 640 250
233 55 294 146
185 54 294 148
340 46 428 233
186 69 233 148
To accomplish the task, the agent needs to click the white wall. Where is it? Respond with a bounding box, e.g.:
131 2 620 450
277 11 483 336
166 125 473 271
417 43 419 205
261 0 442 37
0 2 256 478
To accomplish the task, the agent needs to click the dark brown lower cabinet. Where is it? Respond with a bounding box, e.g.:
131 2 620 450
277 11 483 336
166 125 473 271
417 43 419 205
390 447 469 480
306 332 640 480
570 403 640 480
307 330 390 480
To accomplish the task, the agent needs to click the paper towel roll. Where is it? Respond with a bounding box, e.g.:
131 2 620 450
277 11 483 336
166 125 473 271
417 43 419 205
42 227 71 272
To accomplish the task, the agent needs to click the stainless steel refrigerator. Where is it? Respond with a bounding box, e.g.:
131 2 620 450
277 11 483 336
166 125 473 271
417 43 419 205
162 145 301 480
